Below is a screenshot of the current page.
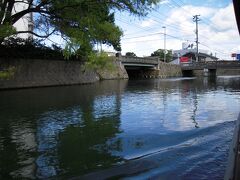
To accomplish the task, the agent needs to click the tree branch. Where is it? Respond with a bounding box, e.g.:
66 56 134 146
8 0 52 25
11 8 52 25
0 0 8 24
15 29 56 38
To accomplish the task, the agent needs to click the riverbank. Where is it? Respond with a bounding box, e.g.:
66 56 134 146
0 58 128 89
0 57 183 89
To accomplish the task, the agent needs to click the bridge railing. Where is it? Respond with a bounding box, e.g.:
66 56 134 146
118 56 159 65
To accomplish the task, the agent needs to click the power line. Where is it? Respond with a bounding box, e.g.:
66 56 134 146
199 42 231 56
169 0 223 33
122 37 164 43
122 32 163 40
122 31 194 42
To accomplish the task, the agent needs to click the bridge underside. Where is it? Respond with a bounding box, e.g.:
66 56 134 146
124 65 156 78
182 69 217 77
123 64 156 69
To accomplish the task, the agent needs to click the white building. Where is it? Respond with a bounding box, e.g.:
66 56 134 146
12 1 33 39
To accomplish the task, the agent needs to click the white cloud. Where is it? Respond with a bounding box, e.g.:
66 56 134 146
159 0 170 5
140 19 157 27
210 4 236 31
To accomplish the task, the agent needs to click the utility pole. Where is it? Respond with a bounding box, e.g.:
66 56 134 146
193 15 200 62
162 26 166 63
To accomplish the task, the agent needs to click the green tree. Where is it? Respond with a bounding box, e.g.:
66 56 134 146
151 49 172 62
125 52 137 57
0 0 160 54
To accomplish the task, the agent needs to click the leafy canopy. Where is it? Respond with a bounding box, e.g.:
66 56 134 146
0 0 160 53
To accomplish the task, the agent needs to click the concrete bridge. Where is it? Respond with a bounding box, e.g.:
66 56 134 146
181 61 240 71
119 56 240 70
119 56 159 69
117 56 181 78
180 61 240 76
117 56 240 77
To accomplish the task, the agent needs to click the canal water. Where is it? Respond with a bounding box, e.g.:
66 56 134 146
0 76 240 179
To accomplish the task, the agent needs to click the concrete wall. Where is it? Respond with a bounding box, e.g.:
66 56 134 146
158 62 182 78
0 58 129 89
0 59 101 89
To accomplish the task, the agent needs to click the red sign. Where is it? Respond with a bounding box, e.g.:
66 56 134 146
231 53 236 57
180 57 189 63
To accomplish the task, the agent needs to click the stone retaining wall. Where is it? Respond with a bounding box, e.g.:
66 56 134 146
0 58 127 89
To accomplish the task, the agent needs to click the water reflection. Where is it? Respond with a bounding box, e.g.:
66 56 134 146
0 77 239 179
0 80 127 179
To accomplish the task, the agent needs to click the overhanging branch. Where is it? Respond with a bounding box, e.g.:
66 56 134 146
15 29 56 38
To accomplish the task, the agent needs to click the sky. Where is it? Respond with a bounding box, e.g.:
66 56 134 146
100 0 240 59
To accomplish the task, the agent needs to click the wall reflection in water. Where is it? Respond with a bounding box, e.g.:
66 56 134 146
0 80 127 179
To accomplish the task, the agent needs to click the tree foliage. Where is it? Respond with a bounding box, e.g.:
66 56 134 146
0 0 160 54
151 49 172 62
0 37 81 60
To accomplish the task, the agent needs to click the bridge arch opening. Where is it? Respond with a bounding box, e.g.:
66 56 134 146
125 66 156 79
182 70 194 77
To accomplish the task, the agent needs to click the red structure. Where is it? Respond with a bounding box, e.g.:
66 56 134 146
180 57 189 63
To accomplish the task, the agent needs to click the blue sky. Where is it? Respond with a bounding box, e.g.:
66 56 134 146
100 0 240 59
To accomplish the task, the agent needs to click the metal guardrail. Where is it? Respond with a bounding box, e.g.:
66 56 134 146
181 61 240 70
180 62 217 70
217 61 240 68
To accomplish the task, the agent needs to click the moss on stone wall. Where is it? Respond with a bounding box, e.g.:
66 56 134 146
96 60 128 80
83 52 128 80
84 52 115 71
0 66 16 80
